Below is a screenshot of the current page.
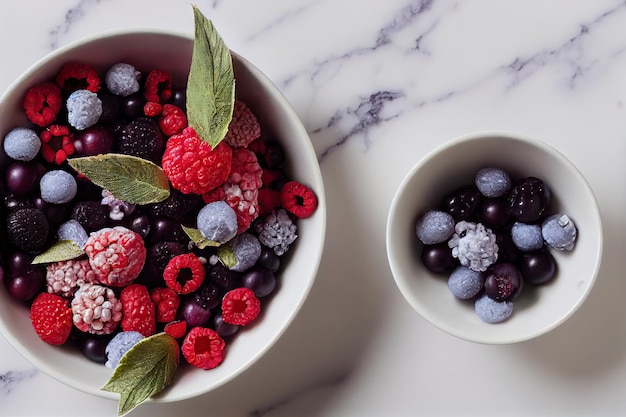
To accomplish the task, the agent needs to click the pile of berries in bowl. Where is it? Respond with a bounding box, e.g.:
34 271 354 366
386 132 602 345
0 19 325 410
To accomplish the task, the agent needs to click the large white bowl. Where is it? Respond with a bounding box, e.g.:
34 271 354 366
0 29 326 402
386 132 602 344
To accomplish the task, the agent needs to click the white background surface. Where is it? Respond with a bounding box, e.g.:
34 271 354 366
1 1 625 416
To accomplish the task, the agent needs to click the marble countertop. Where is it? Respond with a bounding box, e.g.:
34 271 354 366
1 1 625 416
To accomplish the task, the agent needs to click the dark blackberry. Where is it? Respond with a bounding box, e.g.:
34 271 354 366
117 117 164 163
507 177 550 223
148 188 204 223
72 201 110 232
6 208 49 253
441 185 482 222
262 140 285 169
148 241 186 273
192 282 221 310
207 262 241 290
4 193 33 213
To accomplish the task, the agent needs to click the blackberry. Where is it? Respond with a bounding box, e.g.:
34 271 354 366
148 241 186 273
117 117 164 163
72 201 110 232
6 208 49 253
192 282 222 310
507 177 550 223
149 188 204 223
442 185 482 222
207 262 241 291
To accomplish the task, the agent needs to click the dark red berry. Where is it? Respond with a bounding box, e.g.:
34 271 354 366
5 161 43 195
74 126 115 156
148 241 186 273
484 263 523 301
263 141 285 169
442 185 482 222
479 197 512 230
122 93 147 118
98 91 123 124
193 282 222 310
71 201 110 232
118 117 164 163
421 242 456 274
242 268 277 298
507 177 550 223
517 249 557 285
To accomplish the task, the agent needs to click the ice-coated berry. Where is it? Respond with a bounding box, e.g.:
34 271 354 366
258 209 298 256
197 201 238 244
507 177 550 223
517 249 557 284
484 263 523 301
66 89 103 130
6 208 49 253
228 233 262 272
475 167 511 198
475 293 513 323
57 219 88 248
447 266 484 299
511 222 543 251
104 331 144 369
415 210 455 245
40 170 77 204
442 185 482 222
541 214 577 251
3 127 41 161
448 221 498 272
105 63 141 97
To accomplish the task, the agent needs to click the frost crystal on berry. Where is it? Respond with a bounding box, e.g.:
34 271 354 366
46 258 96 298
71 283 123 334
101 189 136 220
448 221 498 272
259 209 298 256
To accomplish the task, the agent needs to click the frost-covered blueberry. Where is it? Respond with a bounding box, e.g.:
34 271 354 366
66 89 102 130
475 167 511 198
197 201 238 244
415 210 455 245
229 233 261 272
447 266 484 299
57 219 89 249
448 221 498 272
511 222 543 251
542 214 577 251
3 127 41 161
40 170 77 204
474 293 513 323
105 63 141 97
104 331 144 369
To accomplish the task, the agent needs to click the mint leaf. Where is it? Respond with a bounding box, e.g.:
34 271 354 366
217 244 237 268
31 240 84 264
182 225 221 249
187 5 235 148
68 153 170 205
102 333 179 416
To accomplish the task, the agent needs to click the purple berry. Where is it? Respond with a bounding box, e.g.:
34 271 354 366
242 268 277 298
5 264 45 301
475 167 511 198
474 293 514 323
181 297 211 327
517 249 557 285
415 210 455 245
80 335 112 363
479 197 511 230
67 89 102 130
122 93 147 118
507 177 550 223
74 126 115 156
257 247 281 272
213 313 239 338
442 185 482 222
447 266 484 299
484 263 523 301
5 160 42 195
421 242 456 274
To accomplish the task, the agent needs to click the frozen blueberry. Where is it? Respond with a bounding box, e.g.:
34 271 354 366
3 127 41 161
475 167 511 198
105 331 144 369
40 170 77 204
415 210 455 245
67 89 102 130
105 63 141 97
447 266 484 299
474 293 513 323
197 201 238 244
542 214 577 251
57 219 88 248
229 233 261 272
510 222 543 251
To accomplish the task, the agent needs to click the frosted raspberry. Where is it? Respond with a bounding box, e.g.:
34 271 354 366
161 127 232 194
71 283 123 335
84 226 147 287
224 100 261 148
46 258 97 298
203 148 263 233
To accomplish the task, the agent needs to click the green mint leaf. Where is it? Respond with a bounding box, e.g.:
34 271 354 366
31 240 84 264
217 244 237 268
102 333 179 417
187 5 235 148
68 154 170 205
182 225 221 249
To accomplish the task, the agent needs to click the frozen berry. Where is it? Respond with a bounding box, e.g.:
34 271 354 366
507 177 550 223
40 170 77 204
475 167 511 198
197 201 238 244
228 233 262 272
105 63 141 97
484 263 523 301
448 221 498 272
541 214 577 251
118 117 164 163
258 209 298 256
46 258 95 298
6 208 49 253
66 89 103 130
474 293 513 323
104 331 144 368
71 283 123 335
57 219 88 248
3 127 41 161
447 266 484 300
415 210 455 245
511 222 543 251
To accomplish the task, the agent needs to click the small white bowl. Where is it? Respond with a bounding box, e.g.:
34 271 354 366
386 132 602 344
0 29 326 401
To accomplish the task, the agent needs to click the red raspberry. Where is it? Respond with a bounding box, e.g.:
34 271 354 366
150 287 180 322
120 284 156 337
55 62 101 93
280 181 318 219
181 327 225 370
30 293 72 345
163 253 205 295
143 101 163 117
83 226 147 287
164 320 187 339
203 148 263 233
158 104 187 136
144 69 172 103
247 137 266 155
161 127 232 195
221 287 261 326
23 82 62 127
257 187 282 216
224 100 261 148
40 124 75 164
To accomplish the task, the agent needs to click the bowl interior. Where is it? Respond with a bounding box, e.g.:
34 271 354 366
386 133 602 344
0 30 326 401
